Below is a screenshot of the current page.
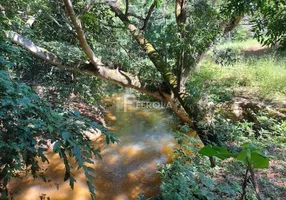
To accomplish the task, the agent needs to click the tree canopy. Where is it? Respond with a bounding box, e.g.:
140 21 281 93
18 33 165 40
225 0 286 48
1 0 243 145
1 0 285 199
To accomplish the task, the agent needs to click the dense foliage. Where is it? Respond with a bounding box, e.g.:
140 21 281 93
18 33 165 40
0 0 285 199
158 114 285 200
225 0 286 48
0 66 117 199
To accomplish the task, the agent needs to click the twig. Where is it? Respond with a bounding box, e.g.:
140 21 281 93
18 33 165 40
125 0 129 16
240 168 249 200
249 166 262 200
141 3 155 30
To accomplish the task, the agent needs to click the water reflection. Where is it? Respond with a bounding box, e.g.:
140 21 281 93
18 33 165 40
95 93 176 199
8 93 176 200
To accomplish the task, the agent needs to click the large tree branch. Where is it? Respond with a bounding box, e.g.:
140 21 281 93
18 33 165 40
5 30 193 125
108 1 178 92
141 3 155 31
63 0 193 125
126 2 155 30
175 0 189 91
63 0 102 68
175 0 187 27
62 0 165 98
4 31 162 100
5 30 194 125
5 31 62 66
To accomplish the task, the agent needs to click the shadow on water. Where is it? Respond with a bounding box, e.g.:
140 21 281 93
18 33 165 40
8 93 177 200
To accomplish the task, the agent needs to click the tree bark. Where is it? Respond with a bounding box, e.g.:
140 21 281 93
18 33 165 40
108 2 178 91
4 31 163 101
5 1 243 168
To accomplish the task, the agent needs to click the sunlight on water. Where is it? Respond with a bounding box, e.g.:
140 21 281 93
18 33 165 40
8 93 177 200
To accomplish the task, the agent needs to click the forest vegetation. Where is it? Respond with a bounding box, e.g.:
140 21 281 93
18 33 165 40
0 0 285 199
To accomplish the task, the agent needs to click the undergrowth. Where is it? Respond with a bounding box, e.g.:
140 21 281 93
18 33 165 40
157 113 286 200
142 40 286 200
192 49 286 102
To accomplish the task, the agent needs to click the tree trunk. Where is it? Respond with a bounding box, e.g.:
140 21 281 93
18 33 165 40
6 1 229 165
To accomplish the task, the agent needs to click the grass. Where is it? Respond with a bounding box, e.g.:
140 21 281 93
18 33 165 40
194 40 286 103
213 39 259 52
160 39 286 200
172 39 286 200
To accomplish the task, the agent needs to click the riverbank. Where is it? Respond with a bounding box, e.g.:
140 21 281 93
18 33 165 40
155 40 286 200
7 93 178 200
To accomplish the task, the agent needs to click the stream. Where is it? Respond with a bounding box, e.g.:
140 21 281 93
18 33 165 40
8 93 176 200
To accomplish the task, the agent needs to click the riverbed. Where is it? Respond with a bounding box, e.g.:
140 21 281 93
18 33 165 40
8 93 176 200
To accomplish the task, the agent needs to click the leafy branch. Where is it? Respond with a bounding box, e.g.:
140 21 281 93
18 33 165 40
199 143 269 200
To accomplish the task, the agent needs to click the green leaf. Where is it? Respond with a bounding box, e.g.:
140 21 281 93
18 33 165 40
69 176 76 190
154 0 163 8
237 149 248 165
250 152 269 169
64 171 70 182
199 145 235 160
199 146 217 156
87 181 96 200
72 146 84 167
53 141 62 153
85 158 94 164
74 110 80 117
85 173 95 182
83 166 96 173
47 125 54 133
62 131 71 142
175 193 183 200
93 149 102 160
106 135 110 145
0 56 8 66
237 145 270 169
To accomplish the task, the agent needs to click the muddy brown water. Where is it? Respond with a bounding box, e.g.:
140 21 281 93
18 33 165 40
7 94 177 200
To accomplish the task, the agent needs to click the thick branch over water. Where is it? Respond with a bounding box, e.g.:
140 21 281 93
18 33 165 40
5 31 162 100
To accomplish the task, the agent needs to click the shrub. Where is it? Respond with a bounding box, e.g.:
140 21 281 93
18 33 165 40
0 69 117 199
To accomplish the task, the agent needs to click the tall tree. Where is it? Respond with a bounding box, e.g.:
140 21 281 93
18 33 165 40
2 0 242 161
224 0 286 48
